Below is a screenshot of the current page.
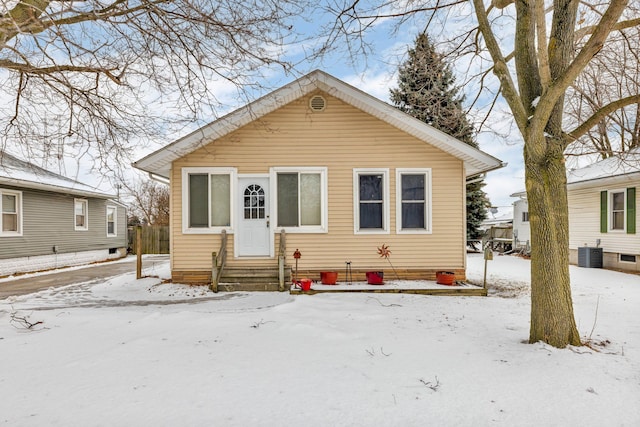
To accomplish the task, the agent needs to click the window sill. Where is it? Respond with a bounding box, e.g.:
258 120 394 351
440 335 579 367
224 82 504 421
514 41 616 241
276 227 327 234
182 227 234 234
0 232 22 237
396 229 432 235
354 229 390 235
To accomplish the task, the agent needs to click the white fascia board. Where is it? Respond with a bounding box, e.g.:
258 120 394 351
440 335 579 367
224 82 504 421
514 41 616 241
133 70 505 178
313 73 504 177
133 73 321 177
567 171 640 190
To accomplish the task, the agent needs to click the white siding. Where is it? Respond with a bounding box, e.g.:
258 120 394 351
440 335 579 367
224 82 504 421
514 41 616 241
512 198 530 245
568 181 639 255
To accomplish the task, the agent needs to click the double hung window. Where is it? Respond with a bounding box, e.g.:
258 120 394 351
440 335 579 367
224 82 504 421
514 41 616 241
107 206 117 236
610 190 625 231
396 169 432 233
1 190 21 235
182 168 235 232
354 169 389 233
75 199 88 231
600 188 636 234
273 167 326 232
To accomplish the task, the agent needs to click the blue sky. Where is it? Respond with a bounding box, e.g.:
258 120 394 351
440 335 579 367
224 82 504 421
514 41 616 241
215 15 527 210
2 7 526 210
141 15 527 210
252 13 526 209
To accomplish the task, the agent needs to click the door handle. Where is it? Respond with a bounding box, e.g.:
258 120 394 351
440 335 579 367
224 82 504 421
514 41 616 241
267 219 270 228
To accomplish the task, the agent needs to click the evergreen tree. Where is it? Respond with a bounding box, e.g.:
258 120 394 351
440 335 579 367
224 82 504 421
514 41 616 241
391 33 489 245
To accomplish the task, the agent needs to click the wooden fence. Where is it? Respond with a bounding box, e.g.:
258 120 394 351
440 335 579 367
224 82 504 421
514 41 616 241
128 226 170 254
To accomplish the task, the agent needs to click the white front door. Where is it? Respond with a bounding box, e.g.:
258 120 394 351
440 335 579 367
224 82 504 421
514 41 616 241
237 177 271 257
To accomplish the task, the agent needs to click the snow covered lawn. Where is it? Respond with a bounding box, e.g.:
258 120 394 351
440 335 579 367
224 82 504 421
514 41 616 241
1 254 638 426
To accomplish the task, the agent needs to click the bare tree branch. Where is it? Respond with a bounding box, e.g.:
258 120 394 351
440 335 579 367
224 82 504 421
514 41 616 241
471 0 527 131
567 94 640 142
575 17 640 40
0 0 311 174
535 0 551 88
0 59 123 84
532 0 628 137
122 176 170 225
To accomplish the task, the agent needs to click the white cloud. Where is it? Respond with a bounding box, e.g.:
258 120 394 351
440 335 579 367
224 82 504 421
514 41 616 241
342 68 396 102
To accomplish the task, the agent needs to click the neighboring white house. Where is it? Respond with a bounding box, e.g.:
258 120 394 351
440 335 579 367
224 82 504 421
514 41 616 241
504 151 638 271
479 206 513 251
567 149 639 272
510 190 530 250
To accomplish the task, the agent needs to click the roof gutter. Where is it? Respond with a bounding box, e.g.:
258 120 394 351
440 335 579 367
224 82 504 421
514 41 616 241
466 161 508 182
567 170 640 189
148 172 170 185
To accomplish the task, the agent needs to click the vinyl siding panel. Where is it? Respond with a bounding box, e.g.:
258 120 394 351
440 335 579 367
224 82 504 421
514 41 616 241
171 93 466 275
568 181 640 255
0 185 127 259
512 198 530 244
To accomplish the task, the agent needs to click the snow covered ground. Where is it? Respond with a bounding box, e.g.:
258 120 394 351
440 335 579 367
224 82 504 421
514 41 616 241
1 254 638 426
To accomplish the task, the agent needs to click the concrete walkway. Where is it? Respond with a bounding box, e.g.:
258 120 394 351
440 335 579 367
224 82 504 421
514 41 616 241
0 255 169 299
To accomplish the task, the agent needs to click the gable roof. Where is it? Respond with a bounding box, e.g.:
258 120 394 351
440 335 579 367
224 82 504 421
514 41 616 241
133 70 505 178
0 151 115 199
567 148 640 188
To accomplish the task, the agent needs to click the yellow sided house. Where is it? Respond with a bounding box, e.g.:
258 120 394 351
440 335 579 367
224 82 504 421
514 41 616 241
134 70 504 290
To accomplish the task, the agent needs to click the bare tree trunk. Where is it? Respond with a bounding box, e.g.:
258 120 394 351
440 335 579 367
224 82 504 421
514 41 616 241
525 133 581 347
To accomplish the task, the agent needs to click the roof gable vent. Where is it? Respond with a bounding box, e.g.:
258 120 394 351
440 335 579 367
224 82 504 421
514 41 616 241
309 95 326 112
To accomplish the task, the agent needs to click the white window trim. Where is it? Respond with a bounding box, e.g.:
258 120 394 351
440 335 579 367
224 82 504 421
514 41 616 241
0 189 23 237
608 189 626 232
395 168 432 234
74 198 89 231
270 167 328 234
106 205 117 237
181 167 237 234
353 168 390 234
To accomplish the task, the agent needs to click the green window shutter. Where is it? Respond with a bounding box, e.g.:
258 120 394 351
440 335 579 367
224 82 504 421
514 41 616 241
600 190 608 233
627 187 636 234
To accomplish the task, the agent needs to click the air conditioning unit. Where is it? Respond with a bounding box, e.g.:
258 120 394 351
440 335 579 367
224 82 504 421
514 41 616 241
578 247 603 268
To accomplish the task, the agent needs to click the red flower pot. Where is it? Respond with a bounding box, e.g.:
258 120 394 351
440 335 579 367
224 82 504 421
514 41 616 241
436 271 456 286
320 271 338 285
366 271 384 285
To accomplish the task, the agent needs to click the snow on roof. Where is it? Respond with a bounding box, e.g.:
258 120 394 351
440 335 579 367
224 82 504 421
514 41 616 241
567 148 640 185
133 70 505 179
481 207 513 227
506 149 640 198
0 151 115 198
